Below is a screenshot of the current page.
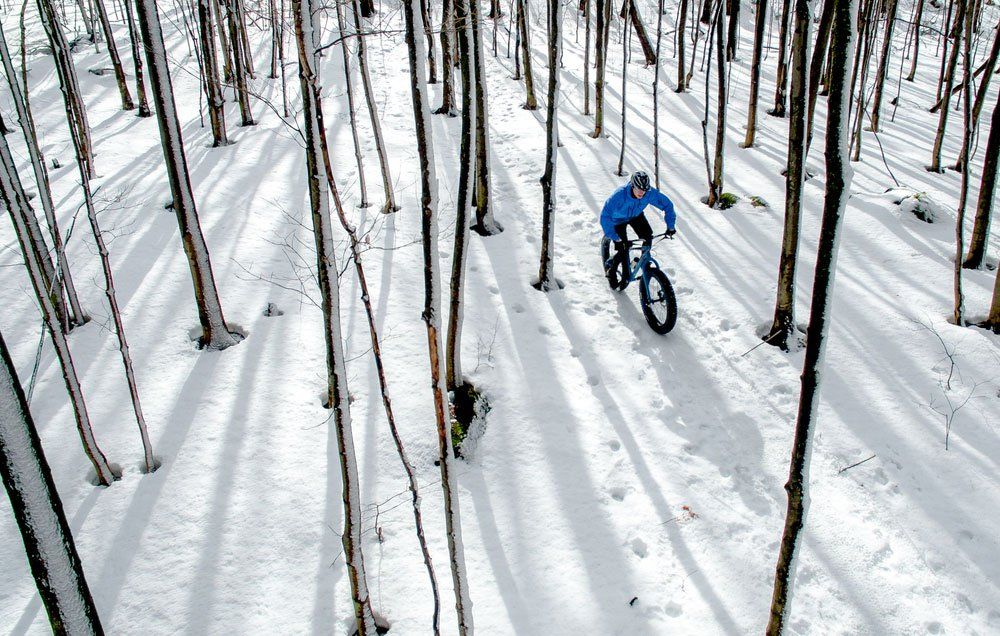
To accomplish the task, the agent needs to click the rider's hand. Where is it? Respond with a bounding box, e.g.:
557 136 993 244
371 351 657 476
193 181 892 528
665 228 677 238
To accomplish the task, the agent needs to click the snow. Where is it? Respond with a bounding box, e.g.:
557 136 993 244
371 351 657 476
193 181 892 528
2 0 999 634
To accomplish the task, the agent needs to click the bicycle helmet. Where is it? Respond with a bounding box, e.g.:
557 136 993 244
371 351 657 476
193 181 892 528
630 171 651 191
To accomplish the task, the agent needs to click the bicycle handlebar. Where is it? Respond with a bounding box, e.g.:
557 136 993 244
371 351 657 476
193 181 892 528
619 232 675 247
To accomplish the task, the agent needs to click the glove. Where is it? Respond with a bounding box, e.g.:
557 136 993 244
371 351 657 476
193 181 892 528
665 228 677 237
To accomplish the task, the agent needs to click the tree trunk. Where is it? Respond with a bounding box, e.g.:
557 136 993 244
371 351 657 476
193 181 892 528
592 0 609 135
401 0 477 625
198 0 229 146
936 0 956 103
517 0 538 108
0 331 104 634
964 89 999 269
420 0 439 83
850 0 876 161
584 0 592 112
677 0 688 90
93 0 134 110
211 0 234 82
535 0 561 291
765 0 856 628
951 23 1000 170
765 0 811 351
291 0 378 631
906 0 925 81
654 0 664 185
435 0 458 114
805 0 834 150
0 27 87 330
351 0 399 213
709 0 726 207
135 0 240 350
38 0 95 179
769 0 792 116
743 0 768 146
269 0 280 78
471 0 502 235
726 0 739 61
929 0 967 172
0 134 117 487
953 0 974 324
620 0 657 65
868 0 898 132
447 0 478 390
336 0 369 208
123 0 152 116
617 0 630 176
224 0 255 125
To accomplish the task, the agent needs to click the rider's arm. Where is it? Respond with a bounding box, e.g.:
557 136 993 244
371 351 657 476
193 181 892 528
650 189 676 231
600 193 621 241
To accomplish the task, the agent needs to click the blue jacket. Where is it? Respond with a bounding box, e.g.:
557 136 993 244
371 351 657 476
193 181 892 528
600 184 676 241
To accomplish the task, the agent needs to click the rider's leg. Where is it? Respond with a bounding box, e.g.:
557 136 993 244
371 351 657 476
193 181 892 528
613 221 631 266
628 215 654 249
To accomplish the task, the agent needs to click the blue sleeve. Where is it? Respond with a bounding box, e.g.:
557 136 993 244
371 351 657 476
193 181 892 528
600 192 620 240
650 189 676 230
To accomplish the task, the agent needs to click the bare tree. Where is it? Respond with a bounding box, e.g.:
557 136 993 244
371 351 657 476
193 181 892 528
351 0 400 213
725 0 738 61
981 262 1000 333
471 0 502 235
592 0 610 136
765 0 811 350
421 0 439 83
0 27 87 329
447 0 478 391
93 0 135 110
964 87 999 269
805 0 834 150
516 0 539 109
584 0 593 112
435 0 458 114
223 0 256 125
676 0 688 91
906 0 925 81
198 0 230 146
929 0 967 173
951 23 1000 171
535 0 562 291
705 0 727 207
401 0 477 625
769 0 792 116
617 0 631 176
952 0 974 325
868 0 898 132
123 0 152 116
742 0 768 146
0 133 117 487
37 0 94 178
135 0 241 350
766 0 856 630
654 0 665 185
0 331 104 634
335 0 369 207
291 0 378 631
621 0 657 65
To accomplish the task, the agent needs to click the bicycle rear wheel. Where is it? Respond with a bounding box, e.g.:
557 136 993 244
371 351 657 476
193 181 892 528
640 268 678 334
601 238 628 291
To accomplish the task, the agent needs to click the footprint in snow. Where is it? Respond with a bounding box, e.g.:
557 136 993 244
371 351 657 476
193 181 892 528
676 286 694 296
489 285 500 295
539 325 552 335
607 439 621 451
719 318 736 331
630 537 648 558
512 303 525 314
587 374 600 386
663 602 683 617
608 486 627 502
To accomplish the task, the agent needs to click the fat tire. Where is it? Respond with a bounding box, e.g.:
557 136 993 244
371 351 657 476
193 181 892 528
601 238 629 291
640 267 678 334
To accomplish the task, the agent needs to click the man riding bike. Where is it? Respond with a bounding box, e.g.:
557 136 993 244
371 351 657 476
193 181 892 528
600 171 677 270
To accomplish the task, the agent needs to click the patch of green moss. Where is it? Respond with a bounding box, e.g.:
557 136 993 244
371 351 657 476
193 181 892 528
718 192 740 210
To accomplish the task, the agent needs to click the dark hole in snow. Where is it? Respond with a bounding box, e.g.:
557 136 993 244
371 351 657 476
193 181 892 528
140 456 163 474
263 302 284 317
88 67 114 76
86 463 123 487
449 382 490 459
164 200 175 210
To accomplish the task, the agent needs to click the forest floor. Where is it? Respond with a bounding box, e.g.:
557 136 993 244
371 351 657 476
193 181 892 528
1 0 998 634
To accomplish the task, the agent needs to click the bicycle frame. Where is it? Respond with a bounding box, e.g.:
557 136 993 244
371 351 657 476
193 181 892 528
619 233 671 291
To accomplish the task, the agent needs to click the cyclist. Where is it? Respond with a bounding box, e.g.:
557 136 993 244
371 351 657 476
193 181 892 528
600 171 677 270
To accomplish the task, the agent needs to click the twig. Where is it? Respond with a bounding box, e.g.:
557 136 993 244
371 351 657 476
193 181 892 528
837 453 876 474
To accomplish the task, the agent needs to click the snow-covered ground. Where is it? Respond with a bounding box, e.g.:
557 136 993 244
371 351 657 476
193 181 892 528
1 0 998 633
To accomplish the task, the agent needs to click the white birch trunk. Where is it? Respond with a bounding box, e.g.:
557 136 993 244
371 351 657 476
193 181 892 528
134 0 239 350
291 0 377 631
0 332 103 635
401 0 476 627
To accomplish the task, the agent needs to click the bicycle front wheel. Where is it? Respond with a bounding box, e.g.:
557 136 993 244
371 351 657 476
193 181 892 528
640 268 678 334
